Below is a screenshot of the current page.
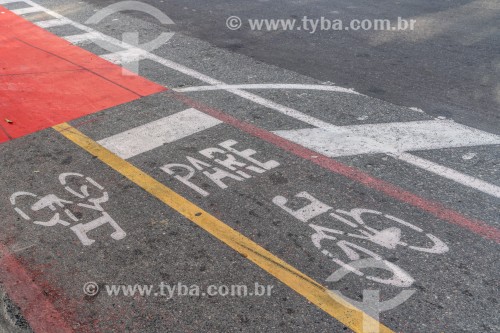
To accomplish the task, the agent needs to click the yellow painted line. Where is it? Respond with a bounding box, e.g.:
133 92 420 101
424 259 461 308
53 122 394 333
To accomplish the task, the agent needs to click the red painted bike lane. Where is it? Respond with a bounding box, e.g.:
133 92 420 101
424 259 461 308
0 8 165 332
0 7 165 143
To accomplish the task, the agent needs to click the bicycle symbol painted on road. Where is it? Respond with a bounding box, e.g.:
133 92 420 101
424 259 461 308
10 173 126 246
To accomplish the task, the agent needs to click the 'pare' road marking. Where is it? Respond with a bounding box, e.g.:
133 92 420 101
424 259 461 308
114 50 500 198
15 0 499 198
7 0 500 237
53 122 394 333
173 92 500 243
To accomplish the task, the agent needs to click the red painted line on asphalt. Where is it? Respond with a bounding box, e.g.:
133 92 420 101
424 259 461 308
0 7 166 143
0 244 73 333
172 91 500 243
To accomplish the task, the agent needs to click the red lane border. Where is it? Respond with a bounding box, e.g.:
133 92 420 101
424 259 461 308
171 91 500 243
0 245 73 333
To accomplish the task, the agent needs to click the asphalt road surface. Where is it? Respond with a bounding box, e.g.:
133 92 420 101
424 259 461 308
88 0 500 135
0 1 499 333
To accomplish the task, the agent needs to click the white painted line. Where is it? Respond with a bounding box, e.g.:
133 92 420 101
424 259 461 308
11 6 41 15
273 122 500 197
63 32 99 44
23 0 500 199
0 0 19 4
101 49 151 65
273 120 500 157
232 88 341 130
397 152 500 198
174 84 361 95
138 52 342 130
274 127 394 156
35 18 70 28
19 0 338 130
97 108 223 159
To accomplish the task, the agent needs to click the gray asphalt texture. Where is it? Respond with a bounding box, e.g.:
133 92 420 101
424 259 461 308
87 0 500 135
0 0 499 332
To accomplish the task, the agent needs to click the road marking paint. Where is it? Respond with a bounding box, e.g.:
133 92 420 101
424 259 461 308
90 14 500 199
63 32 99 44
9 0 499 140
97 108 222 159
11 6 41 15
173 92 500 243
160 138 280 196
101 51 339 129
6 0 499 230
1 1 494 330
273 120 500 156
0 125 10 141
173 83 361 95
0 8 165 142
397 152 500 198
462 152 477 160
272 121 500 198
35 18 70 28
33 18 70 29
10 173 126 246
53 122 394 333
0 0 28 4
409 107 425 113
101 48 151 65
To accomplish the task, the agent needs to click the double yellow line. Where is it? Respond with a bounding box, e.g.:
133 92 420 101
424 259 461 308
54 123 394 333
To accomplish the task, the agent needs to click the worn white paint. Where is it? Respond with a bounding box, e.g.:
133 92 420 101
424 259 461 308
397 152 500 198
274 190 449 286
161 139 280 196
462 152 477 160
63 32 100 44
35 18 70 28
272 121 500 198
409 107 425 113
98 108 222 159
20 0 500 198
10 173 126 246
173 84 361 95
100 48 150 65
11 6 41 15
273 120 500 157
